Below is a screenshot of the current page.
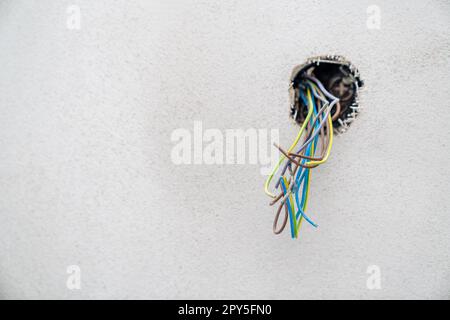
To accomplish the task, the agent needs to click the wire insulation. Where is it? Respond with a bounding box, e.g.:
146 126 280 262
266 74 339 238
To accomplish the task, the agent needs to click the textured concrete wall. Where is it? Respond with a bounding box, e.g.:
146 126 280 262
0 0 449 299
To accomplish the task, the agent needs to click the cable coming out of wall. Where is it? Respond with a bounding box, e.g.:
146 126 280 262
264 55 364 238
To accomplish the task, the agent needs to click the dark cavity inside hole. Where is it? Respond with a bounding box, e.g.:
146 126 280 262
291 56 363 130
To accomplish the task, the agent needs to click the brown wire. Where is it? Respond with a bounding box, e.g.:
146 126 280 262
273 200 289 234
275 143 319 169
331 101 342 121
269 192 283 206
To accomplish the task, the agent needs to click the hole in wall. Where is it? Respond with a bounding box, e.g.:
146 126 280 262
289 55 364 132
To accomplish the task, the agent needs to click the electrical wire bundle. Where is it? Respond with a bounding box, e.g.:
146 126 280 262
263 56 363 238
264 76 337 238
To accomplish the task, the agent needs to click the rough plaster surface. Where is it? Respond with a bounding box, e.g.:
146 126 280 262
0 0 449 299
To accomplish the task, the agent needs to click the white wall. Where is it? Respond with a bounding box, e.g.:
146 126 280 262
0 0 449 299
